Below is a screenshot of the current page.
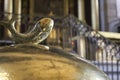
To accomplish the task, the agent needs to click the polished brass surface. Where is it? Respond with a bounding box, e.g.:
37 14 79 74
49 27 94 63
0 44 110 80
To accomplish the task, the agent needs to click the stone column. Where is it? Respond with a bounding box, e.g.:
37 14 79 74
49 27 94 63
77 0 86 58
29 0 34 20
4 0 13 39
78 0 85 22
64 0 69 16
116 0 120 18
14 0 22 32
91 0 99 30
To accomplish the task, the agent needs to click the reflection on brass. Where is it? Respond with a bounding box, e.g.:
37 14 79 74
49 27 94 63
0 44 110 80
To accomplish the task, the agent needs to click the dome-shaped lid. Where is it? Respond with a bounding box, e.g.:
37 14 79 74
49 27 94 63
0 44 110 80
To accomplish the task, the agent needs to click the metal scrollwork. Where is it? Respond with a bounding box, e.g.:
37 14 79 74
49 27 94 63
63 15 120 60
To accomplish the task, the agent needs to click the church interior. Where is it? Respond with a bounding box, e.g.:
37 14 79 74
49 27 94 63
0 0 120 80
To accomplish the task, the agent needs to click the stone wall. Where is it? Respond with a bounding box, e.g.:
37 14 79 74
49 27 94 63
106 0 117 23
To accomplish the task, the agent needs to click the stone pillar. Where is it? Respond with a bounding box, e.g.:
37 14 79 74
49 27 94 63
99 0 106 31
4 0 13 39
77 0 86 58
91 0 99 30
78 0 85 22
64 0 69 15
14 0 22 32
30 0 34 20
116 0 120 18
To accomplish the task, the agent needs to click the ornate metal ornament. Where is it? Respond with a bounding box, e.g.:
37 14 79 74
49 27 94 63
0 17 54 44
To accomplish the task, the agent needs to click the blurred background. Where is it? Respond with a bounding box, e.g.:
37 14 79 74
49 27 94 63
0 0 120 80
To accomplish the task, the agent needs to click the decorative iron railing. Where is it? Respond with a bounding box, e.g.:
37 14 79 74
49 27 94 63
62 15 120 80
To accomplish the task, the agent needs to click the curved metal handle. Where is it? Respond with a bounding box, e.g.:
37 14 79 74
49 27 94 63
0 18 54 44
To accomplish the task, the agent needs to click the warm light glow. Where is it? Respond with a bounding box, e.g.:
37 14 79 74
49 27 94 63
0 72 9 80
0 67 9 80
49 29 56 39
